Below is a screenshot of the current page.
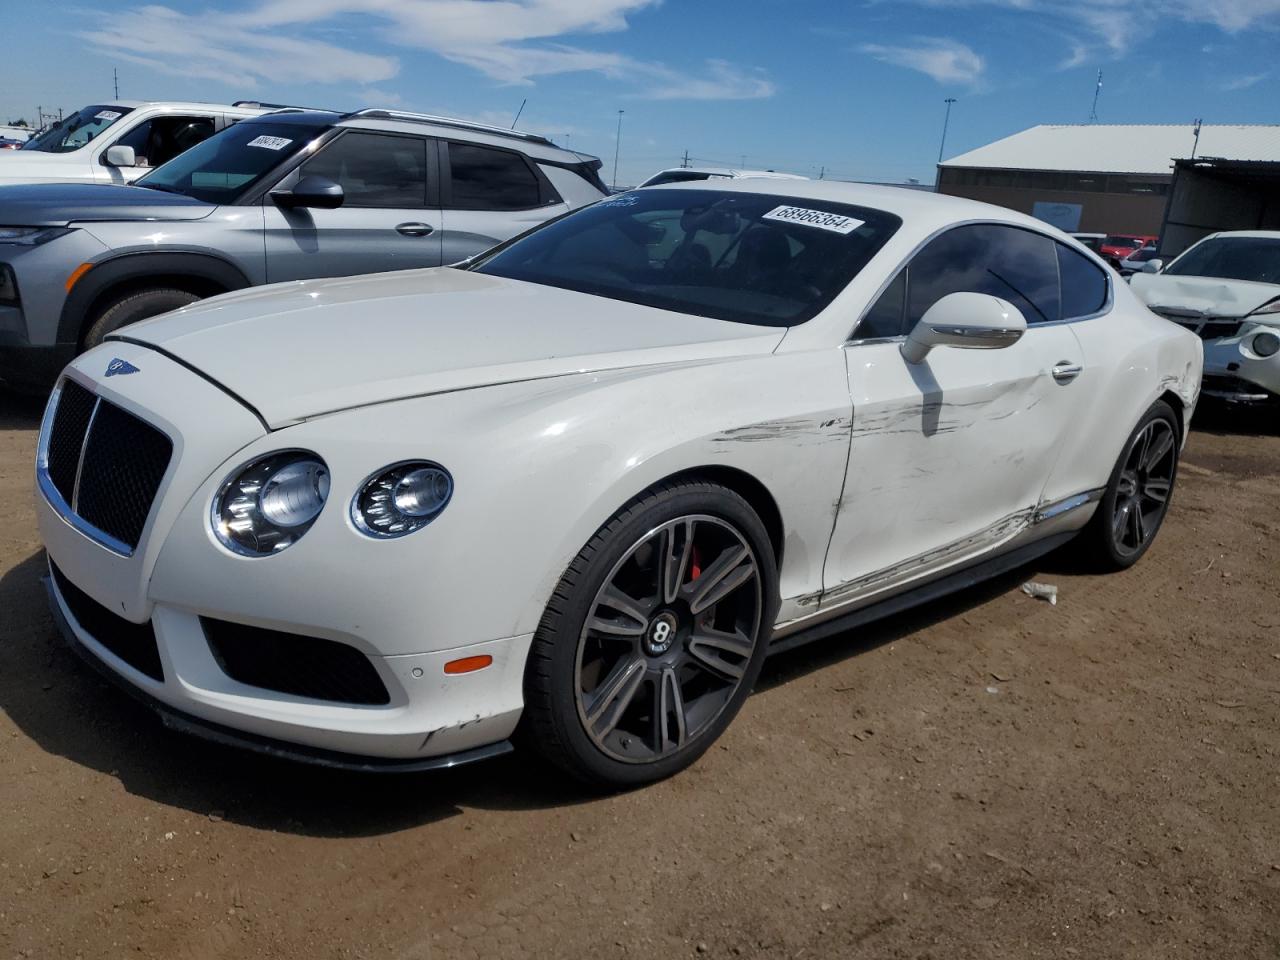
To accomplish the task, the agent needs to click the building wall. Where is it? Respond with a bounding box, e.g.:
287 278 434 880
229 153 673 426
937 168 1170 234
1161 164 1280 256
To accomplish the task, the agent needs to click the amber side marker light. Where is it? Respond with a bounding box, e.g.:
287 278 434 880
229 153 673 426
444 655 493 675
65 262 94 293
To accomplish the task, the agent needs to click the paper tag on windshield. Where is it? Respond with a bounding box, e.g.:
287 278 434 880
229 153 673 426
762 205 864 235
246 135 292 150
94 110 123 122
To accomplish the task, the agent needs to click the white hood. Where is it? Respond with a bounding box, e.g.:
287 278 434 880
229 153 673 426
0 150 84 186
115 267 786 428
1130 272 1280 320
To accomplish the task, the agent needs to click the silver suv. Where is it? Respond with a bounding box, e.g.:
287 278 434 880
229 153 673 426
0 108 608 390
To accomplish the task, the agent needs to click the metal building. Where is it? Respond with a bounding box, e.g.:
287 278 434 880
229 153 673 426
937 124 1280 237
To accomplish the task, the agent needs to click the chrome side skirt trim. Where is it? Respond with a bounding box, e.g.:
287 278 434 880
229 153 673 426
774 486 1104 641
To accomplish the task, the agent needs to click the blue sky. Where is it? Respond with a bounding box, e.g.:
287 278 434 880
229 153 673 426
2 1 1277 185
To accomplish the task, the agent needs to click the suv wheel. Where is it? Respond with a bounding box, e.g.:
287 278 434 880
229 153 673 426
83 288 201 349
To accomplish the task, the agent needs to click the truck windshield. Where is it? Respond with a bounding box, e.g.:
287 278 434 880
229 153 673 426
1165 236 1280 285
134 121 329 205
20 105 134 153
474 189 901 327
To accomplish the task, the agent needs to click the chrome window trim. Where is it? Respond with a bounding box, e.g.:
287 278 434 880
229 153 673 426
844 219 1115 345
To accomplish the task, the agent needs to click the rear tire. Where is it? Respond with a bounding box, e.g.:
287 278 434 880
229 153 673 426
522 480 779 788
1076 400 1180 571
82 288 201 349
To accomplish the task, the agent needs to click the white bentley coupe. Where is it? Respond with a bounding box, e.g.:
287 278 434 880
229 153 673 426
36 182 1202 786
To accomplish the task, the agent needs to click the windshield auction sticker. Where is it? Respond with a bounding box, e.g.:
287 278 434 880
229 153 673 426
246 135 292 150
762 205 864 235
94 110 123 122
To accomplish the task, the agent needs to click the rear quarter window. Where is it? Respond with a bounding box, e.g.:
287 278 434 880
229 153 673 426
1058 244 1110 319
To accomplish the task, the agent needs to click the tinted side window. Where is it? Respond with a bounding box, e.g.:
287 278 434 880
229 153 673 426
1058 244 1110 319
856 270 906 338
906 224 1061 328
115 115 216 168
300 132 427 208
448 143 544 210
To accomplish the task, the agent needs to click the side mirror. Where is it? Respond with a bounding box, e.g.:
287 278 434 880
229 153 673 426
1141 259 1163 274
103 145 136 167
901 292 1027 364
271 175 344 210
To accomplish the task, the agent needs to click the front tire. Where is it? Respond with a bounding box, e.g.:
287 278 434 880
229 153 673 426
82 288 201 349
523 480 778 788
1077 400 1181 570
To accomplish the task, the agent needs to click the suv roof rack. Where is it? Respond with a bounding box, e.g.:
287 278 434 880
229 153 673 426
233 100 332 111
343 108 553 146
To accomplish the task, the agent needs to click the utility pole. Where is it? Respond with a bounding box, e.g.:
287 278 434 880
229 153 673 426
1089 70 1102 123
113 68 119 100
680 149 690 168
937 97 957 165
611 109 624 190
1191 118 1203 159
818 166 825 180
739 154 746 169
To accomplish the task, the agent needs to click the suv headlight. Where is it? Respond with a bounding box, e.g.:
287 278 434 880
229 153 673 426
0 226 72 246
1248 298 1280 318
212 451 329 556
351 461 453 539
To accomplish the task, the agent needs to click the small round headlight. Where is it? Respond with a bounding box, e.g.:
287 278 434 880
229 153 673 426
213 451 329 556
352 461 453 538
1252 331 1280 358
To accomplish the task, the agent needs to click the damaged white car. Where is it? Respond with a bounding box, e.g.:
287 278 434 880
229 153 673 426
37 182 1201 787
1131 231 1280 405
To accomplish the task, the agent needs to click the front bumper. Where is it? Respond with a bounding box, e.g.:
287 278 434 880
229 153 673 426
43 556 531 764
1202 326 1280 403
44 571 515 772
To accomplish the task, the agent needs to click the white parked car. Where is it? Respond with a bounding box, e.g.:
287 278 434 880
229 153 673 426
638 165 807 188
37 182 1201 786
0 100 269 186
1118 245 1161 277
1131 231 1280 404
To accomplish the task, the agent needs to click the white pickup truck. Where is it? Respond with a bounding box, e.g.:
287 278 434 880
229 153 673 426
0 100 271 186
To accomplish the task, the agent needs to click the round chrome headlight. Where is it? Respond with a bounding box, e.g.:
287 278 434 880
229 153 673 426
213 451 330 556
351 461 453 538
1252 331 1280 358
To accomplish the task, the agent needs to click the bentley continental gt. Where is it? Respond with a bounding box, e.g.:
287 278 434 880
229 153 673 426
36 182 1202 786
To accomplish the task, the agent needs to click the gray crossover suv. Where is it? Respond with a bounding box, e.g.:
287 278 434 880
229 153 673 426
0 108 607 390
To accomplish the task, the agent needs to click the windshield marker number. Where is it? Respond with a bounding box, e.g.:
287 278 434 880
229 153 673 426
246 135 292 151
762 205 865 235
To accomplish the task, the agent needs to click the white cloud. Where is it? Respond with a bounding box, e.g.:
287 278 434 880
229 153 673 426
859 37 986 85
83 1 775 100
1221 72 1268 90
903 0 1280 57
81 4 398 87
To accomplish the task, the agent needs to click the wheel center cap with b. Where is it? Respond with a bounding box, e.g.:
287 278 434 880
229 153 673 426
644 610 680 657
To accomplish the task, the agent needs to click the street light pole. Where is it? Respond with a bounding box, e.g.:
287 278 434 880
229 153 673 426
938 97 957 165
612 109 624 191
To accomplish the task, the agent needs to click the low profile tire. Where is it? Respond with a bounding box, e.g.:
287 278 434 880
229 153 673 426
523 480 779 788
1077 400 1181 571
82 288 201 349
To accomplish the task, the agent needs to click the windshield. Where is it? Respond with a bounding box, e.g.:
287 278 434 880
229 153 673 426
1103 235 1143 249
474 189 901 327
134 120 329 204
20 105 134 153
1165 236 1280 285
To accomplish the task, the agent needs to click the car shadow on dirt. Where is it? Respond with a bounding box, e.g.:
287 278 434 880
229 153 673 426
0 390 46 429
1191 399 1279 438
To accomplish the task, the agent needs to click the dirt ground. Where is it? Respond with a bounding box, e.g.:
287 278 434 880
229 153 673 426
1 392 1277 960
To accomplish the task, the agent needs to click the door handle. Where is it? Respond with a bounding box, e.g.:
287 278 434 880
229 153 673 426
395 222 434 237
1052 362 1083 385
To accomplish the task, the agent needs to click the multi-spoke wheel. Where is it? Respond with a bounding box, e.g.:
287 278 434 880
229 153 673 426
523 481 778 786
1078 400 1181 570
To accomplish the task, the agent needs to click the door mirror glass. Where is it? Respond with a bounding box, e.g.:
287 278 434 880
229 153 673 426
272 175 345 210
1142 259 1163 274
901 291 1027 363
103 145 136 167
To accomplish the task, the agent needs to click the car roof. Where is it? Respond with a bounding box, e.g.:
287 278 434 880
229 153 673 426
652 166 807 180
92 100 266 114
644 178 1069 235
1202 230 1280 240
